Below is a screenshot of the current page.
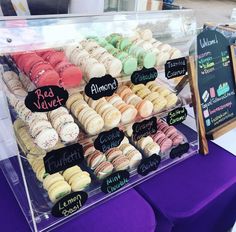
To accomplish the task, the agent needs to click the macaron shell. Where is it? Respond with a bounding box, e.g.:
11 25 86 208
36 70 60 87
60 66 82 88
136 100 153 118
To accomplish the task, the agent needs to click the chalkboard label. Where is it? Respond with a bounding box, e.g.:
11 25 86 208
51 191 88 217
165 57 187 79
166 107 187 126
94 127 124 153
137 154 161 176
170 143 190 159
197 30 236 133
131 67 158 85
101 170 130 194
25 86 68 112
85 75 118 100
132 117 157 141
44 143 84 174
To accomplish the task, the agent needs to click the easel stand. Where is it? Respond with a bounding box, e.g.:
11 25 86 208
188 45 236 154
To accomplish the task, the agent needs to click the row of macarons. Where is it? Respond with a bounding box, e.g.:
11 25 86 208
8 29 180 89
11 49 83 88
126 119 185 154
28 154 91 203
65 82 178 135
82 137 142 180
65 32 181 79
10 93 80 150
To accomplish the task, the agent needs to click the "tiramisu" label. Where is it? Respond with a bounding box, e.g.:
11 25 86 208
165 57 187 79
85 75 118 100
44 143 84 174
25 86 68 112
51 191 88 217
101 170 130 194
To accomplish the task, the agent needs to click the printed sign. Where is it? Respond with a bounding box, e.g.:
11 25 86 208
44 143 84 174
132 117 157 141
131 67 158 85
85 75 118 100
170 143 190 159
137 154 161 176
101 170 130 194
25 86 68 112
197 29 236 133
165 57 187 79
166 107 187 126
94 127 124 153
51 191 88 217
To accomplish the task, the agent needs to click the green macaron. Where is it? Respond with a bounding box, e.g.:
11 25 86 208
120 56 138 75
118 38 132 51
138 51 156 69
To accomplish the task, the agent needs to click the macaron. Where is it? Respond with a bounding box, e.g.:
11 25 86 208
66 93 84 109
69 172 91 191
112 155 129 171
120 105 137 124
136 100 153 118
56 62 82 88
35 128 58 150
152 131 166 143
106 148 123 162
94 161 114 180
126 150 142 169
48 181 71 203
119 143 135 156
63 166 82 182
87 151 106 169
83 144 96 158
166 93 178 108
43 173 64 190
144 142 160 157
137 136 154 150
57 122 79 143
157 137 173 153
169 133 184 146
162 126 177 137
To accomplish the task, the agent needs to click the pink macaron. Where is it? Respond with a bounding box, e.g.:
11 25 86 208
152 131 166 143
157 137 173 153
163 126 177 137
169 133 184 146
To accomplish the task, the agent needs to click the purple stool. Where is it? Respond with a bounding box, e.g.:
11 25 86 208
136 141 236 232
0 168 156 232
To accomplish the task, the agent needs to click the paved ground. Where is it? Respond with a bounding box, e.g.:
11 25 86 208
175 0 236 26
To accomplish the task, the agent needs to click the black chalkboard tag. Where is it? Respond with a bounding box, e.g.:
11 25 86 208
25 85 68 112
51 191 88 217
94 127 124 153
84 75 118 100
44 143 84 174
101 170 130 194
170 143 190 159
137 154 161 176
165 57 187 79
131 67 158 85
132 117 157 141
166 107 187 126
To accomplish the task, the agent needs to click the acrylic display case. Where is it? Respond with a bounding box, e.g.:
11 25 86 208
0 6 197 232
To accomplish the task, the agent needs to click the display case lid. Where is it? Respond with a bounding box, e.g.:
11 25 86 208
0 9 195 53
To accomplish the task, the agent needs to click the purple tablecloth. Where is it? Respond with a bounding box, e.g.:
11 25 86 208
136 141 236 232
0 169 156 232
